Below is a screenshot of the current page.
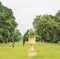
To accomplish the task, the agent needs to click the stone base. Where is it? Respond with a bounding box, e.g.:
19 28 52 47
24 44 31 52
28 47 37 57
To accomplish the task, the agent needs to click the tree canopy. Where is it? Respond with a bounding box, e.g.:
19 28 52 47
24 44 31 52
0 2 21 43
33 14 60 43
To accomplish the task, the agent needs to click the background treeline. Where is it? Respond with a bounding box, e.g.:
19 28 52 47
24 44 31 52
24 10 60 43
33 10 60 43
0 2 21 43
0 2 60 44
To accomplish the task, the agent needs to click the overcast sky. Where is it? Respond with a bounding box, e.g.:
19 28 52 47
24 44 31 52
0 0 60 35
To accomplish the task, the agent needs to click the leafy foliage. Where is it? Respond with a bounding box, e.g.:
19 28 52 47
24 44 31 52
33 15 59 42
23 29 36 45
14 29 21 42
27 29 36 37
0 2 21 43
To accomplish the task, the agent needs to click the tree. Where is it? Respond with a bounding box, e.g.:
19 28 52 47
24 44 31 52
14 29 21 42
23 30 29 46
0 2 17 43
55 10 60 42
33 15 59 42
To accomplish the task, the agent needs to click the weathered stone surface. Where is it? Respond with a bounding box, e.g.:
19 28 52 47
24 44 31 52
28 36 37 57
28 47 37 57
28 37 36 45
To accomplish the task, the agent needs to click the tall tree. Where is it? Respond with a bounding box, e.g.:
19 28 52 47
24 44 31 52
33 15 59 42
0 2 17 43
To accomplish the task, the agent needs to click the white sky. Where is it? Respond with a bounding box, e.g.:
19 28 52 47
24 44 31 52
0 0 60 35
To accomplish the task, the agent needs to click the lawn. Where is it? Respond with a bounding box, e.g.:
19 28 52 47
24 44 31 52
0 41 60 59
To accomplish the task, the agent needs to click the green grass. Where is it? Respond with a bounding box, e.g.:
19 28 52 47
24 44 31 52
0 41 60 59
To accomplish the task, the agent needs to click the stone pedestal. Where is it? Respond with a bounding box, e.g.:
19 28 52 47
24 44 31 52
28 47 37 57
28 36 37 57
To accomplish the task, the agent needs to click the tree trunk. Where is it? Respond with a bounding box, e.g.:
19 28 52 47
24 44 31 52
12 39 15 48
